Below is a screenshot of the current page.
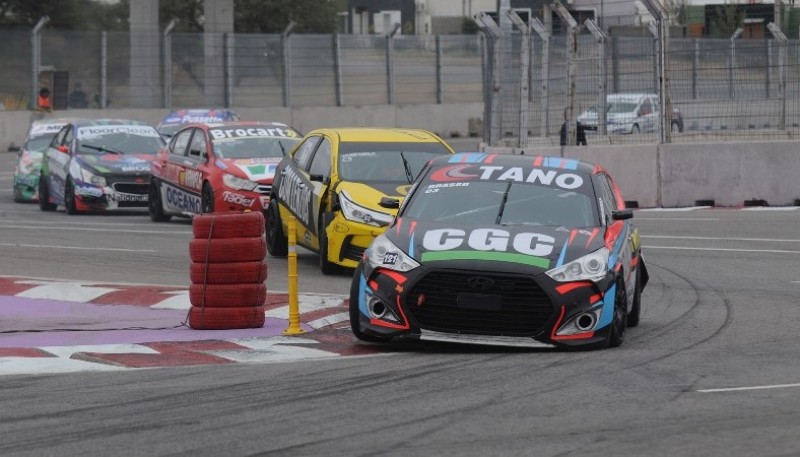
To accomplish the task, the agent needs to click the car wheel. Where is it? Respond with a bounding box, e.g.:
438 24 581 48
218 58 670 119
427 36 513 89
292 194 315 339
266 197 288 257
627 263 643 327
201 183 214 213
631 124 640 134
13 187 24 203
64 178 79 215
38 173 57 211
319 212 344 275
349 271 393 343
608 279 628 348
148 180 172 222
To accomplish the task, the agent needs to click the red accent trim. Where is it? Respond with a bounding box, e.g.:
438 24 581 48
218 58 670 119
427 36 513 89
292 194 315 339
379 269 407 284
409 220 417 237
604 221 624 249
485 154 497 163
592 164 602 174
555 281 593 295
369 318 407 329
460 154 469 163
568 229 578 246
589 293 602 304
559 158 567 169
533 156 543 167
550 306 566 340
550 305 596 341
586 227 600 248
368 280 379 290
395 217 403 235
614 263 623 273
630 255 639 267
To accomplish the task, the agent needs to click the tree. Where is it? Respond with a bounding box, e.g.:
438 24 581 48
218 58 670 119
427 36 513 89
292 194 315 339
234 0 338 33
0 0 127 30
712 1 744 37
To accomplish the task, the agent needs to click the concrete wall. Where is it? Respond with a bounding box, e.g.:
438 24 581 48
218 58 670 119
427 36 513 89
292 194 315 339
481 142 800 208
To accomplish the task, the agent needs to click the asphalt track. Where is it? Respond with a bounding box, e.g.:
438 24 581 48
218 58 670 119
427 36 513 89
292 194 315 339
2 150 800 456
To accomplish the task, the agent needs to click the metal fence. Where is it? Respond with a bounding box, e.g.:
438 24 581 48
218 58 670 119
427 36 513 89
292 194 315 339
2 20 799 145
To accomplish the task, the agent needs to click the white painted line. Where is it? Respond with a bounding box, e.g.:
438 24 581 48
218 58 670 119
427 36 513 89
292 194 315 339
266 295 346 319
0 219 176 228
0 274 190 289
307 312 349 330
0 224 188 235
18 284 119 302
698 382 800 393
792 281 800 284
646 246 800 255
41 344 158 359
0 357 125 375
149 292 191 310
0 243 157 252
741 207 800 211
636 218 720 221
637 206 711 212
644 235 800 243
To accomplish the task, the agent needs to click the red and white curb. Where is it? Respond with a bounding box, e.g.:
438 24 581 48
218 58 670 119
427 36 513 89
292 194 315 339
0 276 388 376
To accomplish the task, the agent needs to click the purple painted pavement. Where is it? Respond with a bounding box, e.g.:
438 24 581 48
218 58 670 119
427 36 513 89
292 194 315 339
0 295 312 348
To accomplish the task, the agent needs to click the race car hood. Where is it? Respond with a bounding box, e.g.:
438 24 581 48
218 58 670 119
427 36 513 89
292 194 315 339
385 219 608 273
218 157 282 183
75 153 155 176
336 181 413 214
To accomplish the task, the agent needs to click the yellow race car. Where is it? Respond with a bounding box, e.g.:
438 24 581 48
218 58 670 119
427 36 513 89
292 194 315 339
267 128 454 274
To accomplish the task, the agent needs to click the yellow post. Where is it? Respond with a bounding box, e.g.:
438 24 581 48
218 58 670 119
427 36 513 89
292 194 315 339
283 214 305 335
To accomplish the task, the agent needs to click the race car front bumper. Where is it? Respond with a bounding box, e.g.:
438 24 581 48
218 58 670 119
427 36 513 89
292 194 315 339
326 213 389 269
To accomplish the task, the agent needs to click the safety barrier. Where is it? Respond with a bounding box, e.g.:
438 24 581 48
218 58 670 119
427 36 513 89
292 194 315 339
188 211 267 330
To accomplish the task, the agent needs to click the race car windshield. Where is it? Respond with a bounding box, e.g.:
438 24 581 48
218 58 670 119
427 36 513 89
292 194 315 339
402 180 598 227
25 135 57 152
338 142 451 183
211 137 300 159
77 132 165 155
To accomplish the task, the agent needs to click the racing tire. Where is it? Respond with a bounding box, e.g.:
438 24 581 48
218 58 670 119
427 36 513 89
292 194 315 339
189 283 267 308
201 183 214 213
627 263 643 328
192 211 265 239
188 305 266 330
266 198 288 257
189 237 267 263
64 178 79 215
148 180 172 222
38 173 57 211
631 124 640 134
12 188 24 203
607 279 628 348
319 212 345 275
190 260 268 285
348 271 393 343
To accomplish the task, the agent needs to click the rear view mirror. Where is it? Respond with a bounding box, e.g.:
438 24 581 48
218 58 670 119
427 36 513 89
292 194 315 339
379 197 400 209
612 209 633 220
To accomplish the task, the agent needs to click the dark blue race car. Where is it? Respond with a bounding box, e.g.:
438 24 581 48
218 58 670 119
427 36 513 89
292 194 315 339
156 108 240 139
349 153 648 349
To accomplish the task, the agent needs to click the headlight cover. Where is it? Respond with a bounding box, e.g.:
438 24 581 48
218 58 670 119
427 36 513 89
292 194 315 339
546 247 609 282
79 168 107 187
339 191 393 227
366 234 419 272
222 173 258 191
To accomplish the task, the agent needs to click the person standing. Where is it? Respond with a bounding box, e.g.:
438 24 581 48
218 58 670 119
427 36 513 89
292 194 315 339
559 108 587 146
37 88 53 112
68 82 89 109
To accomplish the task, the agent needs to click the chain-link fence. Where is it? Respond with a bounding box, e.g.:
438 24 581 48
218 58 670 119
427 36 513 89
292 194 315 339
3 19 799 145
481 6 800 146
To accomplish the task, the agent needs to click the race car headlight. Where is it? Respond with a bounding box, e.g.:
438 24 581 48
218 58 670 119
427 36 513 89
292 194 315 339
366 234 419 272
79 168 107 187
546 247 609 282
339 191 393 227
222 173 258 191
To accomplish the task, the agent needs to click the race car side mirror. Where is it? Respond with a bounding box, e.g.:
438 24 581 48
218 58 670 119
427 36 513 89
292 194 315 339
379 197 400 209
7 143 20 153
57 145 69 154
612 209 633 220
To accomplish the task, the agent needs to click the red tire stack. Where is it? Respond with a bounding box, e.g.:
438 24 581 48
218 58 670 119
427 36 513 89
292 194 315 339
188 211 268 329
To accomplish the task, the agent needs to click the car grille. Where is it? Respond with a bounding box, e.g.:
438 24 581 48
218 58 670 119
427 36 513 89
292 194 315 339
404 271 554 336
340 235 365 262
112 183 149 195
256 184 271 196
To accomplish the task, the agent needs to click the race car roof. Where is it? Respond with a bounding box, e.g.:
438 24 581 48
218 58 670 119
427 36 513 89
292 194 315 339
426 153 599 176
72 118 154 128
311 128 445 143
203 121 291 129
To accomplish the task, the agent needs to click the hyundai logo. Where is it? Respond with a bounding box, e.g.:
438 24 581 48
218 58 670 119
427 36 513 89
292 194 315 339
467 276 495 292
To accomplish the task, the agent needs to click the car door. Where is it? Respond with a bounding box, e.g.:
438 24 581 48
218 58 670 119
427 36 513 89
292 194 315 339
158 127 200 214
596 173 635 307
639 97 656 132
305 136 333 249
274 135 322 248
45 124 72 204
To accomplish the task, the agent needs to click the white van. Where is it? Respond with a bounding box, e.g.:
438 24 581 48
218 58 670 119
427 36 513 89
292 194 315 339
577 93 659 134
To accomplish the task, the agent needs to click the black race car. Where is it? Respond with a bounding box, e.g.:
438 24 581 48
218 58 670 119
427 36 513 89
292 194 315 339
349 153 648 349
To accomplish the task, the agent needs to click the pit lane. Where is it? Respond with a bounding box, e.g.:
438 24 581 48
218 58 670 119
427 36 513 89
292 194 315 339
2 151 800 456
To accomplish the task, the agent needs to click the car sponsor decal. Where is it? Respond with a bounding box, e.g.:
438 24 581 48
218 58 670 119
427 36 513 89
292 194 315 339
161 164 203 191
215 159 228 169
222 191 255 207
420 228 554 267
77 125 160 139
430 164 584 190
163 183 201 213
424 182 470 193
395 184 411 196
229 159 281 181
109 192 148 202
531 156 579 170
277 166 312 227
29 123 67 136
75 184 104 198
209 127 298 140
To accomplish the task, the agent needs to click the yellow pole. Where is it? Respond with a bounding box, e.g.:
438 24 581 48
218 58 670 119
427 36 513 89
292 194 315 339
283 214 304 335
